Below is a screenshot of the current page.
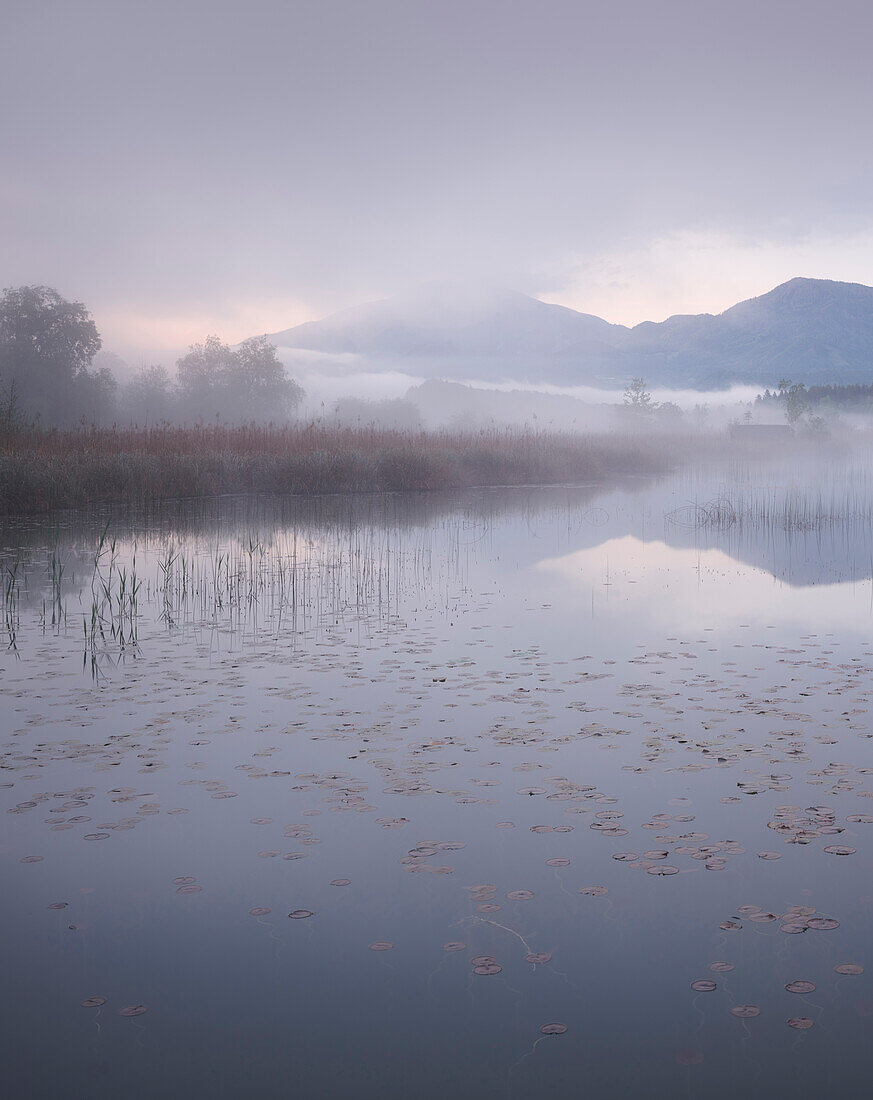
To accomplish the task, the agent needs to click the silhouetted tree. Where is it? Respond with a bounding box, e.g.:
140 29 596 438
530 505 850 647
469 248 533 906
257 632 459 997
175 335 234 419
175 335 303 422
0 285 105 424
622 377 655 412
78 366 118 425
122 365 173 424
776 379 809 426
228 336 304 421
0 378 23 433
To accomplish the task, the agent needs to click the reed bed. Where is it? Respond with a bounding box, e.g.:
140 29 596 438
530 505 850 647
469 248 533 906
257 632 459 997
667 486 873 532
0 422 689 514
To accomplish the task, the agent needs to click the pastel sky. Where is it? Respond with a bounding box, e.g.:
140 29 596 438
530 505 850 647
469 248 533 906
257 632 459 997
3 0 872 359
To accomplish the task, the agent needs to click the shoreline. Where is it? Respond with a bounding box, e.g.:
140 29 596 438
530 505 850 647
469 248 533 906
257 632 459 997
0 423 694 516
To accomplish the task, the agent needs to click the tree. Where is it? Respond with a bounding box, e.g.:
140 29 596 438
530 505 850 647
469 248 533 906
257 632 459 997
175 335 303 422
776 379 809 427
122 365 172 425
0 285 103 424
229 336 304 421
77 366 118 425
655 400 683 424
0 378 23 433
620 378 650 413
175 335 235 419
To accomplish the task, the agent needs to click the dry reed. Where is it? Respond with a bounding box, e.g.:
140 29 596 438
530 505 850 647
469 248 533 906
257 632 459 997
0 422 687 514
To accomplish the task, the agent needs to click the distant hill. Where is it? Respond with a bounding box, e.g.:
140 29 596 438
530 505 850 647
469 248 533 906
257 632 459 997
264 277 873 389
268 285 621 359
616 278 873 388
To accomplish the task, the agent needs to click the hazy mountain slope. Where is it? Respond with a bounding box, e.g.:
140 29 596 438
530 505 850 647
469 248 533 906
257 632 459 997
612 278 873 387
269 288 623 359
266 278 873 388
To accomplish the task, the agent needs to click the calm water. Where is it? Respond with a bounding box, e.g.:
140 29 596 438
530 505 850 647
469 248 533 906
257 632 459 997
3 458 873 1098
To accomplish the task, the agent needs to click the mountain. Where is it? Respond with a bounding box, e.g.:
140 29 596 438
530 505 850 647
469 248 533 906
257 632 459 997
265 277 873 389
268 285 623 361
616 278 873 388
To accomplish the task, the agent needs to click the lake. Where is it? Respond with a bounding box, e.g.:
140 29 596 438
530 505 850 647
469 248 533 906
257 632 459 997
3 455 873 1098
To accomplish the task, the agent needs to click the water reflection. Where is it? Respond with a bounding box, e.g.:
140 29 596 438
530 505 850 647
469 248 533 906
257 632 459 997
2 458 873 1098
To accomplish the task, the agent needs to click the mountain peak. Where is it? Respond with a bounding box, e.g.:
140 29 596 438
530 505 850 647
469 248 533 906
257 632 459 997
264 276 873 388
726 276 873 316
267 286 620 365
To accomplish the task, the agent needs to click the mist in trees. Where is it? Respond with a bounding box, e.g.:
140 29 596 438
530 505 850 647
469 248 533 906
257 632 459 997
620 378 683 426
170 335 304 424
120 365 174 425
0 285 116 426
0 286 305 428
332 397 422 431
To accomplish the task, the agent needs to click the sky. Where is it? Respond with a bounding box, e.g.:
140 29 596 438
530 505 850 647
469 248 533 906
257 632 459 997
3 0 873 361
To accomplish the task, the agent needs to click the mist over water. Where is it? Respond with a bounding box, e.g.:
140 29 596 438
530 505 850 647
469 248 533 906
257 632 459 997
5 2 873 1094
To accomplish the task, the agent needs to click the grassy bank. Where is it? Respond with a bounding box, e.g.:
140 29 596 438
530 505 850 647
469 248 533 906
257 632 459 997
0 422 689 515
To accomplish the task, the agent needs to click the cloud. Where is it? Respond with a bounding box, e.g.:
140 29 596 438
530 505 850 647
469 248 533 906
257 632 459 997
549 231 873 325
3 0 873 354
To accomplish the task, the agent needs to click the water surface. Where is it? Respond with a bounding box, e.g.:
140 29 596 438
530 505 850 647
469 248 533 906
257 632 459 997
3 458 873 1098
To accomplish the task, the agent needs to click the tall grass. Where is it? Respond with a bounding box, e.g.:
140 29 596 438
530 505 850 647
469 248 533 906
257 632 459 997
666 454 873 531
667 490 873 531
0 422 690 514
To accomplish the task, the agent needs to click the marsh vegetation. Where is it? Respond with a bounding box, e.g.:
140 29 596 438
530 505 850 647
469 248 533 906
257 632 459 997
0 422 698 514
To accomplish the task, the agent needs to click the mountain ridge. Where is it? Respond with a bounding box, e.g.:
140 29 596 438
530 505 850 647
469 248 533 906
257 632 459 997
264 277 873 388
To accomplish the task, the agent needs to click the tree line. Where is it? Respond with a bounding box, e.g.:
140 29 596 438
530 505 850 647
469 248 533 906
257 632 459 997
756 381 873 413
0 286 304 429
